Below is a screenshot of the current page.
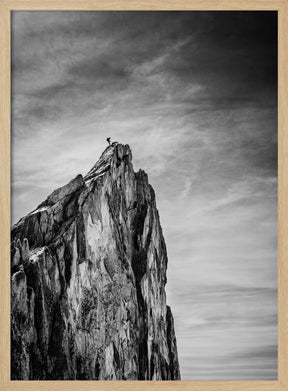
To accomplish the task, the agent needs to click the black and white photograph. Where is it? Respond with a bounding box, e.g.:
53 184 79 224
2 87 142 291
11 11 277 380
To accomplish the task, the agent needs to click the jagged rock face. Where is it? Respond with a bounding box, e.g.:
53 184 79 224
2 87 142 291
11 143 180 380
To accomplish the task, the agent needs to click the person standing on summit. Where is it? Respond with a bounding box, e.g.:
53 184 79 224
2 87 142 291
107 137 111 146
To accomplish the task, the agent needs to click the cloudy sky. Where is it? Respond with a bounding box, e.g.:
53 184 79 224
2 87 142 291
11 11 277 380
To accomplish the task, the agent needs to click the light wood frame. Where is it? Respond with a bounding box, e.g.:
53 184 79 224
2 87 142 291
0 1 287 390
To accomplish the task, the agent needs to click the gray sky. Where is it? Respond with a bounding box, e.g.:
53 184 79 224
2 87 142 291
11 11 277 380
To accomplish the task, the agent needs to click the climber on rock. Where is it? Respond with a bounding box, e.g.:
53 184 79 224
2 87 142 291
107 137 111 146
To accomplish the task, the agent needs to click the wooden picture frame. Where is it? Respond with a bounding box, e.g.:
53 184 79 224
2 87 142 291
0 1 287 390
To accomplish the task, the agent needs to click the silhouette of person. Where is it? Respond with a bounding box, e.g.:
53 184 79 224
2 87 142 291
107 137 111 146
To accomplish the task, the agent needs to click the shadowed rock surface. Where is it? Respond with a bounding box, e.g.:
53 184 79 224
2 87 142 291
11 142 180 380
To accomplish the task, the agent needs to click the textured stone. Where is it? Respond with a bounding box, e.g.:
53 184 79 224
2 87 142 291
11 142 180 380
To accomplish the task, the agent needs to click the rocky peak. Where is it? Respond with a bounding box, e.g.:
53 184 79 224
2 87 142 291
11 143 180 380
84 142 131 182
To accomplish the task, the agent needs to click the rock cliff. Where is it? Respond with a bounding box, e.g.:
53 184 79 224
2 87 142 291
11 142 180 380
